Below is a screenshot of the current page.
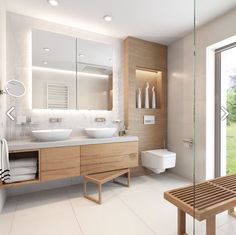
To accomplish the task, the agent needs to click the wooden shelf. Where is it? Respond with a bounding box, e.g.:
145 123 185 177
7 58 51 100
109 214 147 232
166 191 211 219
136 108 161 110
1 179 40 188
0 150 40 189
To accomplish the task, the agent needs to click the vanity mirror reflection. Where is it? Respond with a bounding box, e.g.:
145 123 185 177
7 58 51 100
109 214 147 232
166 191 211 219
32 29 113 110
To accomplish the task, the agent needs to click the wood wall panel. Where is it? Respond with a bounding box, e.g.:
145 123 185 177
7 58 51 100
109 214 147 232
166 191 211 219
124 37 167 176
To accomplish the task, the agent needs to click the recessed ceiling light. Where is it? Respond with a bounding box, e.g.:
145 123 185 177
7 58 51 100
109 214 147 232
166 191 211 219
103 15 112 22
79 54 85 57
47 0 59 6
43 47 50 52
42 61 48 65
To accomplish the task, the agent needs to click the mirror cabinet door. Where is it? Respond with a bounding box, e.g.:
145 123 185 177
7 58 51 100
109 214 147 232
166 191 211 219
32 29 113 110
32 29 77 110
76 38 113 110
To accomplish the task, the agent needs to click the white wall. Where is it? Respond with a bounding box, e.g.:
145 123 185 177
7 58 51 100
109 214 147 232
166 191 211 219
168 8 236 181
6 12 123 140
0 0 7 212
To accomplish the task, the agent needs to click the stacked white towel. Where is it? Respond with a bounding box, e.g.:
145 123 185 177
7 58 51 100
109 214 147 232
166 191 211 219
4 158 38 184
0 138 10 182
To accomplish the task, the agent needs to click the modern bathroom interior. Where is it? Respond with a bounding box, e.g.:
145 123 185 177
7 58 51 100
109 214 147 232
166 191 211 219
0 1 236 235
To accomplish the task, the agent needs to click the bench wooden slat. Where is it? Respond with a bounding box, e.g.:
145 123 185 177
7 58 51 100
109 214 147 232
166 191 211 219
164 174 236 221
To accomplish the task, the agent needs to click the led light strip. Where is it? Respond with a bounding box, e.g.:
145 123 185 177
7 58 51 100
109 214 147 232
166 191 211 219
32 66 109 78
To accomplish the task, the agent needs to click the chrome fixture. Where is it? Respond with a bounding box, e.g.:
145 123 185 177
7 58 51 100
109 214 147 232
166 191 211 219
182 139 193 147
95 118 106 123
49 117 63 123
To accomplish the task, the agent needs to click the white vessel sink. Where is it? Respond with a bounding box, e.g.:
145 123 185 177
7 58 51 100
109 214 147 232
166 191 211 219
85 128 117 138
32 129 72 142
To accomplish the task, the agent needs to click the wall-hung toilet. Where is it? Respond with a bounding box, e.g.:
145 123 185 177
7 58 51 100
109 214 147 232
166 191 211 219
141 149 176 174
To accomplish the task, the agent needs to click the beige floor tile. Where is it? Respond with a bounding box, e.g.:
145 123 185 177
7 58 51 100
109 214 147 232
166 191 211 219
219 219 236 235
0 197 18 235
70 191 155 235
10 188 82 235
1 173 235 235
114 183 177 235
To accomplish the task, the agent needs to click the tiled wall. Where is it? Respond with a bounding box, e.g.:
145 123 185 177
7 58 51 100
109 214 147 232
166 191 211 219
0 0 7 212
6 12 124 140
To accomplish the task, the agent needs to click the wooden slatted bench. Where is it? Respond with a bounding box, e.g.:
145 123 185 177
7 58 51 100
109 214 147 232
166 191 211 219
84 168 130 204
164 174 236 235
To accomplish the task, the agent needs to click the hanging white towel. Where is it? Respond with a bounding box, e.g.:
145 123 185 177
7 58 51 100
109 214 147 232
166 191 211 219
10 158 37 168
0 138 10 182
11 166 37 176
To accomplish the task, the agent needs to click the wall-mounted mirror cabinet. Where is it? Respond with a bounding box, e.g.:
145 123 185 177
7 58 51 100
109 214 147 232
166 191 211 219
32 29 113 110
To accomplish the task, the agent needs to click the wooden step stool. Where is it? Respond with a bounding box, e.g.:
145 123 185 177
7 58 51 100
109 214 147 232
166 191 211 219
84 168 130 204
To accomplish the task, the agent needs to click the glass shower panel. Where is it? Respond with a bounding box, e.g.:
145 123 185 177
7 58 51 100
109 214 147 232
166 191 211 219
162 1 196 235
194 1 236 235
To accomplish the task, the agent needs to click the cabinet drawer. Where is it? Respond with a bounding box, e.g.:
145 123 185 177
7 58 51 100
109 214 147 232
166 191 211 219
81 142 138 175
41 168 80 181
40 146 80 172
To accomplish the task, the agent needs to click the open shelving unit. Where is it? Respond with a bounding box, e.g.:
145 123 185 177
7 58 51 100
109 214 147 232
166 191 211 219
0 150 40 188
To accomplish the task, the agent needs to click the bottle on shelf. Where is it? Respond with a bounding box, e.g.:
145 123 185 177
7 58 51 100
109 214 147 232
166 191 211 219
145 82 149 109
137 88 142 109
152 86 156 109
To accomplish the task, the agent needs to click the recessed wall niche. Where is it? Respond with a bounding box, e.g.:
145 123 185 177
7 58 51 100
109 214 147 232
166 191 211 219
124 37 167 176
135 68 162 109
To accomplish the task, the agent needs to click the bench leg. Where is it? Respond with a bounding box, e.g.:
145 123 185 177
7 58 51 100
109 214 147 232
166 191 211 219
84 180 102 205
98 183 102 204
228 208 236 218
206 216 216 235
113 170 130 187
178 209 187 235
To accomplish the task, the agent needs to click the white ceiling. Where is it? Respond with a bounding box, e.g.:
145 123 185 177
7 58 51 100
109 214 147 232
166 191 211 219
5 0 236 45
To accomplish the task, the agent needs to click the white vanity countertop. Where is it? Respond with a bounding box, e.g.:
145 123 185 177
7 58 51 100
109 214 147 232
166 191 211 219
8 135 139 151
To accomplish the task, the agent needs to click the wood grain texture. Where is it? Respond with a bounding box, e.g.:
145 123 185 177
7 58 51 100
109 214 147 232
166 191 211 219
165 181 236 221
81 142 138 175
85 169 130 184
40 146 80 181
40 146 80 171
124 37 167 175
164 174 236 235
41 168 80 181
178 209 187 235
84 169 130 204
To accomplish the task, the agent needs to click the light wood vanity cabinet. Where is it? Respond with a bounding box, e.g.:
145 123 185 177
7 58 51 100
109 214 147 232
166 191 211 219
3 140 138 188
40 146 80 181
81 142 138 175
